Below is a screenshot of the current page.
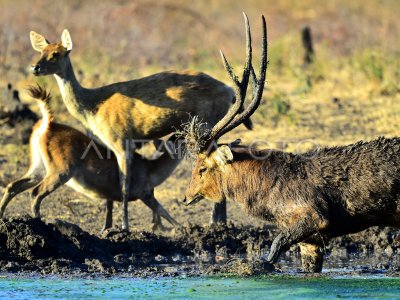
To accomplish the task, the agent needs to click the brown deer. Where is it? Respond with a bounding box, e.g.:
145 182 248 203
0 85 182 232
182 15 400 272
29 25 253 231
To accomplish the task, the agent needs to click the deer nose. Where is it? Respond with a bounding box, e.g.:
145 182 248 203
31 64 40 74
182 197 187 204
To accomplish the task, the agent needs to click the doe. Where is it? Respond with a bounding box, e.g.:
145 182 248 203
0 85 182 232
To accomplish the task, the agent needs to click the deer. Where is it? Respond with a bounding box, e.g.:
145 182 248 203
182 14 400 272
29 26 253 232
0 85 184 233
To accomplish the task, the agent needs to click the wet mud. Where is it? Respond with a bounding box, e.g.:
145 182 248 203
1 216 400 277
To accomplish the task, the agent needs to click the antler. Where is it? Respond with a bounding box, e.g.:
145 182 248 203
202 13 268 149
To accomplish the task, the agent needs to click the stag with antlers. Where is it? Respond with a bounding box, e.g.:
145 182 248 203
183 14 400 272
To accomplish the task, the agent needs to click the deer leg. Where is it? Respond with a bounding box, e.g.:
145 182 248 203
101 199 114 233
0 176 40 218
151 213 173 232
210 199 227 224
151 211 166 232
30 174 68 218
116 151 132 232
267 219 321 264
299 242 324 273
141 191 181 231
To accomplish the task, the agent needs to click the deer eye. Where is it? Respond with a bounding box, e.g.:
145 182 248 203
52 52 60 59
199 167 207 176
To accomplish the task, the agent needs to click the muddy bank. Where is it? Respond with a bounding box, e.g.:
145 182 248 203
0 216 275 276
0 216 399 276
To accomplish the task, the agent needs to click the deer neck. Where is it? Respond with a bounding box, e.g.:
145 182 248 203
53 57 91 124
147 152 182 187
222 158 268 204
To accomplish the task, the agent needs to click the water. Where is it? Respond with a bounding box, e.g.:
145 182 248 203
1 276 400 299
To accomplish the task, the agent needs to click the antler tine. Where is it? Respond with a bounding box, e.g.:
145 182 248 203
206 12 253 145
214 15 267 139
250 15 267 87
241 12 252 99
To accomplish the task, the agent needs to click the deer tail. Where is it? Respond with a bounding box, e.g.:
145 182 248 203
26 84 53 125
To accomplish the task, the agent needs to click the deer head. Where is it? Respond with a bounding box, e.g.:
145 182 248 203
30 29 73 76
183 13 267 205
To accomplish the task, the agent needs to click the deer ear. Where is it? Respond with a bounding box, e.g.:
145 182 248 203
61 29 73 51
30 31 49 52
214 145 233 166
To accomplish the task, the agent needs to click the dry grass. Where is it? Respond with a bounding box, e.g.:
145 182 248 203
1 0 400 233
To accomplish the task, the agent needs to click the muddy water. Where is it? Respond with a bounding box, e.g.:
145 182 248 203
1 276 400 299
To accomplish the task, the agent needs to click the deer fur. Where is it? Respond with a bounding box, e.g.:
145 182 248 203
0 85 182 232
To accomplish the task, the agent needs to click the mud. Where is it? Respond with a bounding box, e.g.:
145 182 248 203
1 216 399 277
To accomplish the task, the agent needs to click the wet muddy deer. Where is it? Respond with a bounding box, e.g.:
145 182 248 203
0 85 182 232
182 14 400 272
29 25 253 231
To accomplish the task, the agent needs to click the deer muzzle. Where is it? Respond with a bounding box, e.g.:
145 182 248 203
31 64 42 76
